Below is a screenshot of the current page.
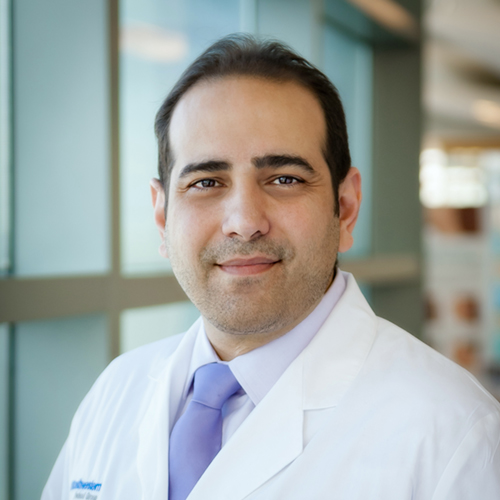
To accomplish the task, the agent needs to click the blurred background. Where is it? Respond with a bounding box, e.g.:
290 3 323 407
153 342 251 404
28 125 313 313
0 0 499 497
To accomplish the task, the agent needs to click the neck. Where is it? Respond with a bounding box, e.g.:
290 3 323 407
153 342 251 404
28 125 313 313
205 268 337 361
203 296 323 361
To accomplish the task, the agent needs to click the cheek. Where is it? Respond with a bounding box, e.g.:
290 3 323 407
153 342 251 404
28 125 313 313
167 199 220 254
275 198 334 242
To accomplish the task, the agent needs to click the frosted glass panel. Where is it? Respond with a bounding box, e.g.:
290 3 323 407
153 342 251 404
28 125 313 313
257 0 318 62
324 26 373 258
0 325 8 500
0 0 11 276
120 0 240 275
13 0 110 276
121 301 199 353
14 315 109 500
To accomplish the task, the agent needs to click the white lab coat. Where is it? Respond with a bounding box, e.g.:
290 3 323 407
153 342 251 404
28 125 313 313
43 273 500 500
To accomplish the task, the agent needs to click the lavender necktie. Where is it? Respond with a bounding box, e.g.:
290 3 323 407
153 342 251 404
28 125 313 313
168 363 241 500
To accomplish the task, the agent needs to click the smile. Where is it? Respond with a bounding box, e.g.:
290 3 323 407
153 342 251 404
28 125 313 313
216 257 281 276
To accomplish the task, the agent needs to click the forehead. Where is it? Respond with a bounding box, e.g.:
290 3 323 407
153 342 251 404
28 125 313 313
168 76 327 167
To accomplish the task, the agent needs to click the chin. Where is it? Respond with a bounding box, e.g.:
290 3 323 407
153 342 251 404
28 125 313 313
207 312 290 336
199 291 295 336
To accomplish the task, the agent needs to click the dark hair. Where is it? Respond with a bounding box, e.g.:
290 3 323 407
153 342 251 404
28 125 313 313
155 33 351 215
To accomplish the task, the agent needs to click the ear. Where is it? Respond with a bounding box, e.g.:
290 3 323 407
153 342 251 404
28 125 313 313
150 178 169 258
338 167 362 253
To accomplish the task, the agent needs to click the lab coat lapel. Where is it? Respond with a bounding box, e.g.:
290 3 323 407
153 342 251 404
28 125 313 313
137 318 202 500
302 273 377 411
189 273 377 500
188 353 305 500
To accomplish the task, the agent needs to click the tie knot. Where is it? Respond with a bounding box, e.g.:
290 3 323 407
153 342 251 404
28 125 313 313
192 363 241 410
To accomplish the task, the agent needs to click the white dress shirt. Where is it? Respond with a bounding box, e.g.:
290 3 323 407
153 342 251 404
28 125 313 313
174 271 347 445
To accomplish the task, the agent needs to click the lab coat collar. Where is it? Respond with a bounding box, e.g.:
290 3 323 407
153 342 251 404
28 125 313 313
302 271 377 410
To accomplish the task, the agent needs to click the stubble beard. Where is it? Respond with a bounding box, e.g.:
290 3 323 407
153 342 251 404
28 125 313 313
165 220 339 336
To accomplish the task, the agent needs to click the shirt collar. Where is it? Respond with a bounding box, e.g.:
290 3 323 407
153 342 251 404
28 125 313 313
184 271 347 406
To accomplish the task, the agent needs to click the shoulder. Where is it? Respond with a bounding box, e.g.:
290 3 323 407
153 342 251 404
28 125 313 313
64 328 194 456
369 316 500 419
370 319 500 495
71 331 187 423
107 332 185 379
90 332 185 396
324 273 499 420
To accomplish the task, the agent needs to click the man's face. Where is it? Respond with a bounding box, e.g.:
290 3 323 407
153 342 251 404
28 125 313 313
160 76 353 336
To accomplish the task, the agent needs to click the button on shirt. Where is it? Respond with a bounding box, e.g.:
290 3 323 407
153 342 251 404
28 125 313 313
173 271 347 446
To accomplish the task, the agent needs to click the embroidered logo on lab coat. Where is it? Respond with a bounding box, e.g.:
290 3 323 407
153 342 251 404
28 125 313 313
70 480 102 500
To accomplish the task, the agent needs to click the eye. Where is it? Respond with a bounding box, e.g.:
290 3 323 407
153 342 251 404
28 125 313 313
272 175 301 185
191 178 221 189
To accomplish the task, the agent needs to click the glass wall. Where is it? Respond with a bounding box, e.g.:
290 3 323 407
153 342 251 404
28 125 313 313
257 0 320 62
121 301 199 353
12 0 110 277
0 0 10 278
0 1 11 496
2 0 113 497
14 315 108 499
0 325 8 500
324 25 372 257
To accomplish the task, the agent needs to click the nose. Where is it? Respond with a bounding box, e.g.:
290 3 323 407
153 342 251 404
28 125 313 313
221 182 270 241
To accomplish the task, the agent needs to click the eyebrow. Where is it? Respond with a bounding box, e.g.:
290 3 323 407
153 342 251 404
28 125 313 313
178 160 231 178
253 154 315 174
178 154 315 179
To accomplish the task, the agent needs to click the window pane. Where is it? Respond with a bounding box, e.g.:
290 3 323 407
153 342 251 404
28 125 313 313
0 324 8 500
324 25 373 258
13 0 110 277
121 301 199 353
0 0 11 276
257 0 319 61
14 315 109 500
120 0 240 275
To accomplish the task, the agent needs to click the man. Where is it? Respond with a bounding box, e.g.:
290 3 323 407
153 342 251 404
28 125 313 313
43 34 500 500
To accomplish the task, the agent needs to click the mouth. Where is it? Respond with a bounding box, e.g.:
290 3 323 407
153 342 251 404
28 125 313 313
216 256 281 276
